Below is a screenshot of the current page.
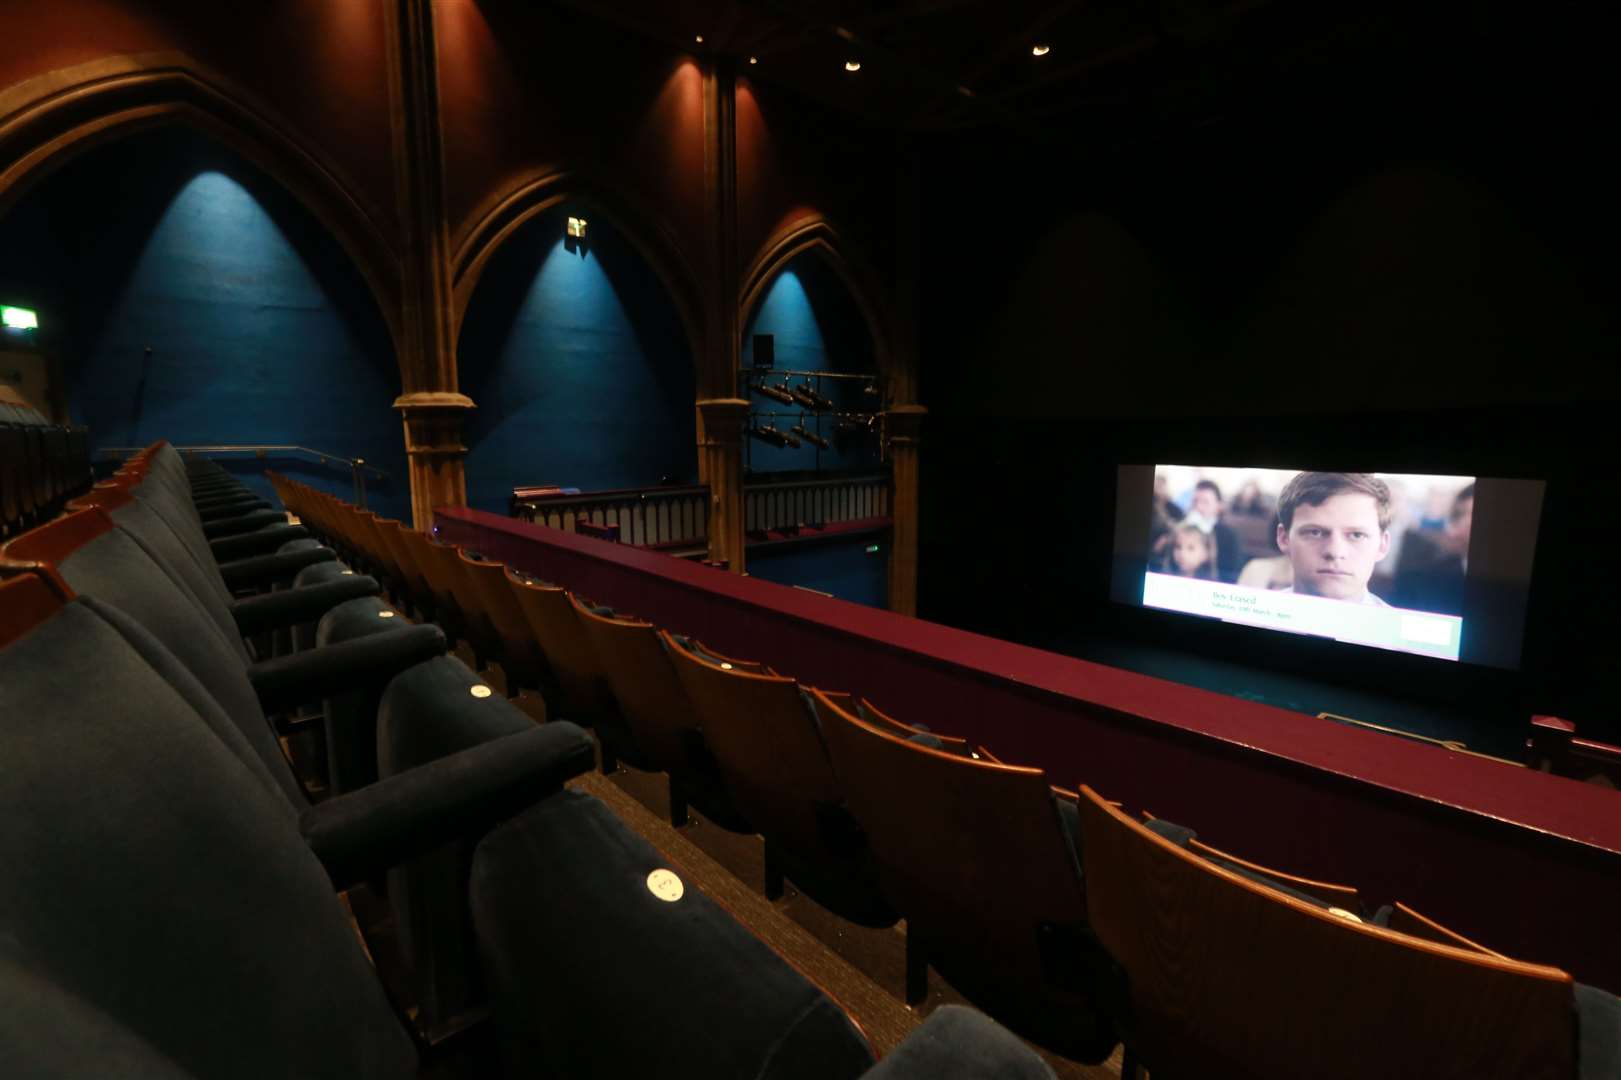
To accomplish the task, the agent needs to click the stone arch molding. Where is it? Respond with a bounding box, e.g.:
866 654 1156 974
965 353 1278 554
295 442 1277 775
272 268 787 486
0 53 404 352
738 214 898 392
449 168 706 364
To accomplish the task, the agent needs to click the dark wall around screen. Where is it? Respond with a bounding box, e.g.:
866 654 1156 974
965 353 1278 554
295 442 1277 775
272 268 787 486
0 127 409 518
915 10 1621 739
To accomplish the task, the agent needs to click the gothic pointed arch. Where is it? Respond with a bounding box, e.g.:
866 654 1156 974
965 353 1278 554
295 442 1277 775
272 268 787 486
738 214 897 388
449 168 705 362
0 53 403 355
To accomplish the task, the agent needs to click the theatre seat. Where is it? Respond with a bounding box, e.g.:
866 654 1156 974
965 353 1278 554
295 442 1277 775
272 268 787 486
572 598 753 830
810 689 1119 1063
1074 785 1603 1079
459 550 552 693
0 574 1044 1080
508 570 648 772
665 634 897 928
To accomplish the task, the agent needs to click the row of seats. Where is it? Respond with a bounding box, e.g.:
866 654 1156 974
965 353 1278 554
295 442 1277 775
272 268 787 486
0 443 1059 1079
0 387 91 536
277 472 1621 1079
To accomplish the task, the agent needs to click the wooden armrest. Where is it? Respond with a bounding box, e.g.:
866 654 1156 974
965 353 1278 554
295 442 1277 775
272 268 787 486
1185 837 1361 906
1387 902 1508 959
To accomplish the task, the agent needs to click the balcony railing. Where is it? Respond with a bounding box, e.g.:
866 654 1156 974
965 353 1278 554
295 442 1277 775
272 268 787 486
512 473 889 551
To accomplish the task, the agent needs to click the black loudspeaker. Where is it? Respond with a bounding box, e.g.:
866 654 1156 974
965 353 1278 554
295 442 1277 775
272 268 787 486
752 334 775 368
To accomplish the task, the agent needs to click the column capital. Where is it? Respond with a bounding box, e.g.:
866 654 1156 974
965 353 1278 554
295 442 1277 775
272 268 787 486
393 391 476 414
884 403 927 444
697 397 751 444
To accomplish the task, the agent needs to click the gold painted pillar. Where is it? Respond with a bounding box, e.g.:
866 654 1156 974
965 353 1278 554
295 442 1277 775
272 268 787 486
395 391 474 530
698 398 749 572
885 404 927 616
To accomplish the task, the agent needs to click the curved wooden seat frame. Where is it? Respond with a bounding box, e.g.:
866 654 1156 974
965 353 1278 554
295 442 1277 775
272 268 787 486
457 552 549 693
664 636 895 929
572 599 751 830
811 689 1118 1063
1075 786 1577 1080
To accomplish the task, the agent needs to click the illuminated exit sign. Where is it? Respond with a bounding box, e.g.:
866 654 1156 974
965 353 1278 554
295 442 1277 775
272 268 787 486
1 306 38 330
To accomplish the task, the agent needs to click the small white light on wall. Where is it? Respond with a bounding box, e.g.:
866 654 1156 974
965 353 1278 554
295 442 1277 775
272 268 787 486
1031 43 1051 57
567 216 588 239
844 59 861 72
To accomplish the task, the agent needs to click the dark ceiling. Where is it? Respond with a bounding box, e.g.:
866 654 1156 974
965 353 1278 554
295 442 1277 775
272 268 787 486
543 0 1463 138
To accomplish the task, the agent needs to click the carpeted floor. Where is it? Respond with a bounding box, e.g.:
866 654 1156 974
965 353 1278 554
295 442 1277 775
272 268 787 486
581 762 1123 1079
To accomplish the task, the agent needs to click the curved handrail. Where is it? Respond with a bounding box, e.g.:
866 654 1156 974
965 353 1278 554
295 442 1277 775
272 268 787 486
96 444 388 479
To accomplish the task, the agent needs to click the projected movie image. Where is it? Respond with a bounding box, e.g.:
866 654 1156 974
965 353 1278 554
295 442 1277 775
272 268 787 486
1143 468 1476 661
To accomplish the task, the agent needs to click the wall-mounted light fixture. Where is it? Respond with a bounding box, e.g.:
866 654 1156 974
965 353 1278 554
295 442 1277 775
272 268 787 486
694 35 704 44
1031 43 1051 56
566 217 588 239
749 56 758 65
844 60 861 72
0 305 38 330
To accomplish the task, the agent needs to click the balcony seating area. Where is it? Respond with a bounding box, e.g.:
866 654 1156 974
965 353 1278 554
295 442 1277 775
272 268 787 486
0 441 1062 1080
273 467 1621 1080
0 387 91 537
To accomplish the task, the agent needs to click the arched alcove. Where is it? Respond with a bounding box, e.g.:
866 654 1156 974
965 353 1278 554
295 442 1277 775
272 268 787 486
455 201 698 513
740 250 881 474
0 125 408 517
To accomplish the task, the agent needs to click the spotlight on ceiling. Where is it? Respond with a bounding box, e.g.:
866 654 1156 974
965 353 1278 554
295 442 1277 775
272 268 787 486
749 56 758 65
695 34 704 44
844 59 862 72
566 216 587 239
1031 43 1051 57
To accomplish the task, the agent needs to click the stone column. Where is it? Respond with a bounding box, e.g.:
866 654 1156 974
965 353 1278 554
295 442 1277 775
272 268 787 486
697 398 749 572
395 391 474 530
885 404 927 616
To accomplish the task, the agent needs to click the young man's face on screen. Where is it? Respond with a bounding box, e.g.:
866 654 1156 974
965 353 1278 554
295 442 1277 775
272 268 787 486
1277 493 1391 601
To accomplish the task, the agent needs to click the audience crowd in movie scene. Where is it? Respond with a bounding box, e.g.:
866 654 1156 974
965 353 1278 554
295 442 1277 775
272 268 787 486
1151 468 1474 615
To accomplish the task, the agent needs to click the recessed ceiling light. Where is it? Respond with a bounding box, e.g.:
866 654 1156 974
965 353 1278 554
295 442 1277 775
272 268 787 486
1031 43 1051 57
695 34 704 44
845 60 861 72
749 56 758 65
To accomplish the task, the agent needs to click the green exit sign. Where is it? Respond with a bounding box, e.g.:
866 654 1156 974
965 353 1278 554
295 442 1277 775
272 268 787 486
1 305 38 330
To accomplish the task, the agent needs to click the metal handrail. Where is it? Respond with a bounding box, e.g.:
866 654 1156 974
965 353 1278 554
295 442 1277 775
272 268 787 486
97 444 387 508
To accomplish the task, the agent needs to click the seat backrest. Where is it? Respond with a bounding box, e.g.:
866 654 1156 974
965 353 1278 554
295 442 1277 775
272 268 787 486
1074 786 1577 1080
2 507 304 807
813 690 1086 987
71 484 247 655
0 422 21 528
0 576 417 1079
461 554 547 674
572 600 699 772
664 632 842 858
509 572 616 719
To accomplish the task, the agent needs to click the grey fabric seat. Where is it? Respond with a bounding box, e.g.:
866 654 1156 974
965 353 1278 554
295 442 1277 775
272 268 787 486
0 575 1053 1080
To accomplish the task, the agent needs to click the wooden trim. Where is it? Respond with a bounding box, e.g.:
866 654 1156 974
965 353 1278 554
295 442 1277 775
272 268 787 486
1184 837 1361 903
0 572 69 650
1081 786 1571 983
1388 901 1510 960
2 505 115 565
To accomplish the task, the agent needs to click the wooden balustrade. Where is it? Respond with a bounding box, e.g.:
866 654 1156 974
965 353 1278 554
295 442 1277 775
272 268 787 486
511 473 889 552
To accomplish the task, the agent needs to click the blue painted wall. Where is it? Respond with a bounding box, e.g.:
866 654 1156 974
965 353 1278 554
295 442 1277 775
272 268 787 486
0 127 407 518
741 253 881 474
457 206 697 514
747 534 889 608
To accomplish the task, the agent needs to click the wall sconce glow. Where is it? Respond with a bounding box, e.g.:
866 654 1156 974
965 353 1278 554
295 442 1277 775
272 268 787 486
844 60 861 72
1031 44 1051 56
1 305 38 330
694 35 704 43
749 56 758 65
566 217 588 239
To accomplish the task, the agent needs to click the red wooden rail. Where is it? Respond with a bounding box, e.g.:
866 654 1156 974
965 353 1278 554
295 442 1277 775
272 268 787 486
437 507 1621 992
